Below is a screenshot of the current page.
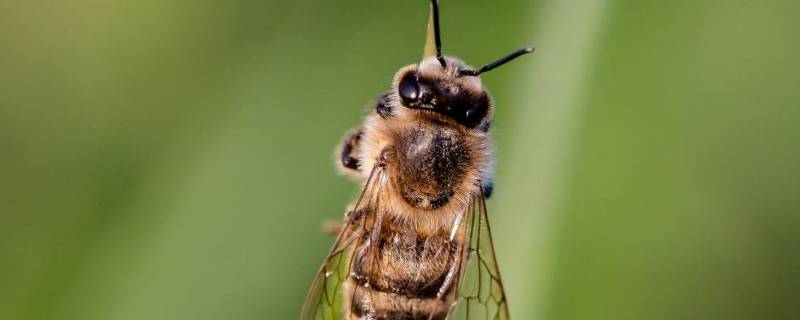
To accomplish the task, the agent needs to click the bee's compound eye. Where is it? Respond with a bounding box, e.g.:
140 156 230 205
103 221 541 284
398 71 420 104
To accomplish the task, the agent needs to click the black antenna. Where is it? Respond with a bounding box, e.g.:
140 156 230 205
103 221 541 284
459 47 535 76
430 0 446 68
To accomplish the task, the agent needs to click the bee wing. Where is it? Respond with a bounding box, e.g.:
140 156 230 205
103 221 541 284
299 165 388 320
448 188 510 320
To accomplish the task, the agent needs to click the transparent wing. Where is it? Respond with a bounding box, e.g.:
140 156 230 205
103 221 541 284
299 165 387 320
448 188 510 320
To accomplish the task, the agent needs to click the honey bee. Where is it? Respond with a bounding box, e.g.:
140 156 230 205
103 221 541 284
301 1 533 319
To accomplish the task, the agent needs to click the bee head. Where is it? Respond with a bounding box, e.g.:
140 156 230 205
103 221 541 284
390 0 534 129
393 57 492 129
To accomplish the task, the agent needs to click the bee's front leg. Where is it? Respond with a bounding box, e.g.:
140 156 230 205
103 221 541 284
336 127 364 178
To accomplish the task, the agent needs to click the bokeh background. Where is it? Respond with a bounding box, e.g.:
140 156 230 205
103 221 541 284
2 0 798 319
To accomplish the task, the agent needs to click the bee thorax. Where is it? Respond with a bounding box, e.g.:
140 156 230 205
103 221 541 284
391 125 471 210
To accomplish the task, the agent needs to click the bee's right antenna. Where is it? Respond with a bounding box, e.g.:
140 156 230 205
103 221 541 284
459 47 535 77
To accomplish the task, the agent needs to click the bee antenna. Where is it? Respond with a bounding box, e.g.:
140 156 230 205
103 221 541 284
430 0 446 68
459 47 535 77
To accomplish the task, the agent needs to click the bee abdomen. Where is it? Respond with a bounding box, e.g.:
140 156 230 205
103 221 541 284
348 282 449 320
346 230 459 319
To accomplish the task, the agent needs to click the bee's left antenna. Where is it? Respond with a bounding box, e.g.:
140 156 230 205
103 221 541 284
459 47 535 77
431 0 446 68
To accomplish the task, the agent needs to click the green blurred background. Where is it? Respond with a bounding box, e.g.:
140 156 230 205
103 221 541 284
2 0 798 319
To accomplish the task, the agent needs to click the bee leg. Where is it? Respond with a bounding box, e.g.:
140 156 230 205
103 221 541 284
374 93 394 119
321 219 342 237
336 128 363 176
435 245 464 299
482 178 494 198
321 205 361 237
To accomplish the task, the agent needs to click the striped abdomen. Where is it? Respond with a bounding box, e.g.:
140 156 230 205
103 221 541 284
344 227 461 320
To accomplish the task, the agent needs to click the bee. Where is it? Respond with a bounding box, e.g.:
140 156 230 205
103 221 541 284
301 1 533 319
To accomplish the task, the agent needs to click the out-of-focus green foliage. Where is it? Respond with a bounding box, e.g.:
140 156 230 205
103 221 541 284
1 0 797 319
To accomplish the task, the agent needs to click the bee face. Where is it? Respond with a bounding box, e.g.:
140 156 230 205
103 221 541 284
394 57 493 129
